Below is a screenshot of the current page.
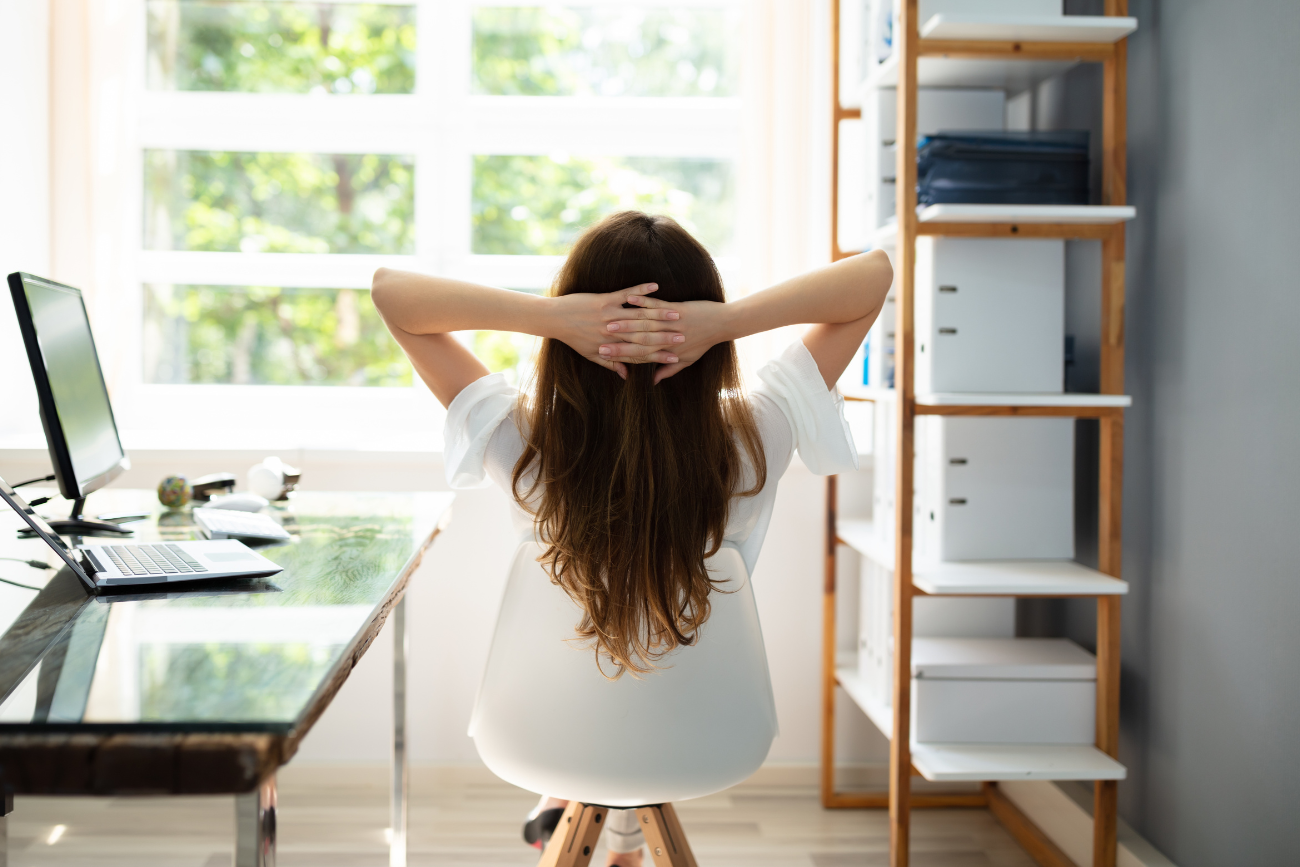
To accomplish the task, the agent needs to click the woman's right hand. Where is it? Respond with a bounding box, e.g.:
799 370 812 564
549 284 686 378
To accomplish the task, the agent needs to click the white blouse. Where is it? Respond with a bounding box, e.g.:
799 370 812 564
443 339 858 577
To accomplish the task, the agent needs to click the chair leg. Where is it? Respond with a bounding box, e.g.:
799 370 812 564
538 801 608 867
635 803 698 867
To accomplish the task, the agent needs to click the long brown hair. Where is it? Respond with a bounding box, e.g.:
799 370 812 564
512 212 767 677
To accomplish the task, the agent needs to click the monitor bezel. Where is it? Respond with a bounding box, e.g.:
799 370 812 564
7 272 130 502
0 475 95 592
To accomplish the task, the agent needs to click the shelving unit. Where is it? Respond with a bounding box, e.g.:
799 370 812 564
825 3 1134 866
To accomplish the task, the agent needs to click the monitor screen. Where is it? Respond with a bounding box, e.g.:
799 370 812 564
13 275 126 494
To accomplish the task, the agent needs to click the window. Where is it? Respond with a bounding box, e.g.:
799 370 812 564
122 1 745 446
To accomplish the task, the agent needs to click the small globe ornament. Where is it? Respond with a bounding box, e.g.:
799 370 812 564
157 475 191 509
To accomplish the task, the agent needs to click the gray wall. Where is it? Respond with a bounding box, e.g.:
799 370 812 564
1060 2 1300 864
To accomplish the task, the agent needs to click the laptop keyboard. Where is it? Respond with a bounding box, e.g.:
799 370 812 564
102 543 208 576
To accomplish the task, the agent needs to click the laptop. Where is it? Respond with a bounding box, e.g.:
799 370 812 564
0 475 283 592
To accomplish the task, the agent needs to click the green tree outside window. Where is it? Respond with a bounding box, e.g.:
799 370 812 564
144 284 412 386
146 1 416 94
145 150 415 254
473 6 738 97
473 154 735 256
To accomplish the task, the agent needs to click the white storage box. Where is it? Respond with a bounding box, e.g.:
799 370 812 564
839 292 896 394
915 237 1065 394
865 292 896 390
857 558 1014 701
912 637 1096 744
915 416 1074 561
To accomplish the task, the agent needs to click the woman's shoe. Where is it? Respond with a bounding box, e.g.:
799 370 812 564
523 807 566 849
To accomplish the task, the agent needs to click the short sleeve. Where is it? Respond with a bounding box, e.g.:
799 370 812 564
753 340 859 475
444 373 520 489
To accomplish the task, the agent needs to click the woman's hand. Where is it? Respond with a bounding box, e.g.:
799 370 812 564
549 284 685 378
601 295 735 384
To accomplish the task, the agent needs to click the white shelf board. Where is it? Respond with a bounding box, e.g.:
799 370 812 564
865 53 1077 92
836 667 894 739
837 386 1131 409
870 221 899 249
837 518 895 571
835 524 1128 596
915 559 1128 596
839 383 897 403
839 666 1126 782
918 204 1137 224
911 743 1126 782
870 206 1136 248
920 14 1138 44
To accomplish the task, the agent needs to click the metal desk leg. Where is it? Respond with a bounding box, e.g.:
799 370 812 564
391 596 409 867
1 782 12 867
235 776 277 867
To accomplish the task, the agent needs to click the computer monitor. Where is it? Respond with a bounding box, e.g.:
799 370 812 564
8 272 132 535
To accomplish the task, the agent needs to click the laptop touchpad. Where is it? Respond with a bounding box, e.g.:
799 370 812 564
208 551 257 562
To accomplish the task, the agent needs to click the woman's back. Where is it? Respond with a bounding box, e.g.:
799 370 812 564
446 339 859 590
502 213 766 676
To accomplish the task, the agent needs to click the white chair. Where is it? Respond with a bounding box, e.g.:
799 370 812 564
470 541 778 866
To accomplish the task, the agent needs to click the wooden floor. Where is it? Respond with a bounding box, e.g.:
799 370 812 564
4 766 1038 867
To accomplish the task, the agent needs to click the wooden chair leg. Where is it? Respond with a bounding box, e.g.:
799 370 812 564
635 803 698 867
538 801 607 867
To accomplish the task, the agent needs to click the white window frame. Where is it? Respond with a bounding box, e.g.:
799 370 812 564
114 0 746 451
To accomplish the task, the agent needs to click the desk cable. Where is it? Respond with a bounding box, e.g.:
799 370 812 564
0 557 52 591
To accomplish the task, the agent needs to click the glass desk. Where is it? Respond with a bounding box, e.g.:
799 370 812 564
0 489 455 867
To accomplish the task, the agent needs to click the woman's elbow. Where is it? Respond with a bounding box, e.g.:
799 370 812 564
371 268 396 315
866 249 893 288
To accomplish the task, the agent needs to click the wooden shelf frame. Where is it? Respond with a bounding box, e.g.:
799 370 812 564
824 3 1132 866
841 393 1131 419
917 38 1119 63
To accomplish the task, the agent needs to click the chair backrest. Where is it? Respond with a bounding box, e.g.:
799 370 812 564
470 541 777 808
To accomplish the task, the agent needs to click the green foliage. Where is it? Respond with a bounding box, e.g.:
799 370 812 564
146 0 416 94
137 512 420 721
143 284 412 386
145 150 414 254
140 641 338 721
140 4 742 389
473 6 737 97
472 154 734 256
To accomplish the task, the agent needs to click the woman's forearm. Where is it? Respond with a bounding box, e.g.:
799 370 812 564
725 250 892 340
371 268 553 336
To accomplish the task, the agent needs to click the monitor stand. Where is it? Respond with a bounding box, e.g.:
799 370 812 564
46 498 133 537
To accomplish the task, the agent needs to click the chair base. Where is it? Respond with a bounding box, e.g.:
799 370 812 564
538 801 698 867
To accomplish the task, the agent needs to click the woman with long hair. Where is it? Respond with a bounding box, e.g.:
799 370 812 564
373 211 892 866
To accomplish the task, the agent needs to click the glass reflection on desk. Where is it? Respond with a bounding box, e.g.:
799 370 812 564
0 490 447 730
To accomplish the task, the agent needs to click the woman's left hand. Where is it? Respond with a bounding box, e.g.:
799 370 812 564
600 295 734 384
550 284 685 378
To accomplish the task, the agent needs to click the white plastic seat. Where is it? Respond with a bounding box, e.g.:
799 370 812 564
470 541 778 808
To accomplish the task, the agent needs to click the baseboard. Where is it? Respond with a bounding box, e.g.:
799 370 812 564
1000 780 1178 867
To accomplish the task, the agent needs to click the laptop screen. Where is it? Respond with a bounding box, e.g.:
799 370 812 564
0 476 91 589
